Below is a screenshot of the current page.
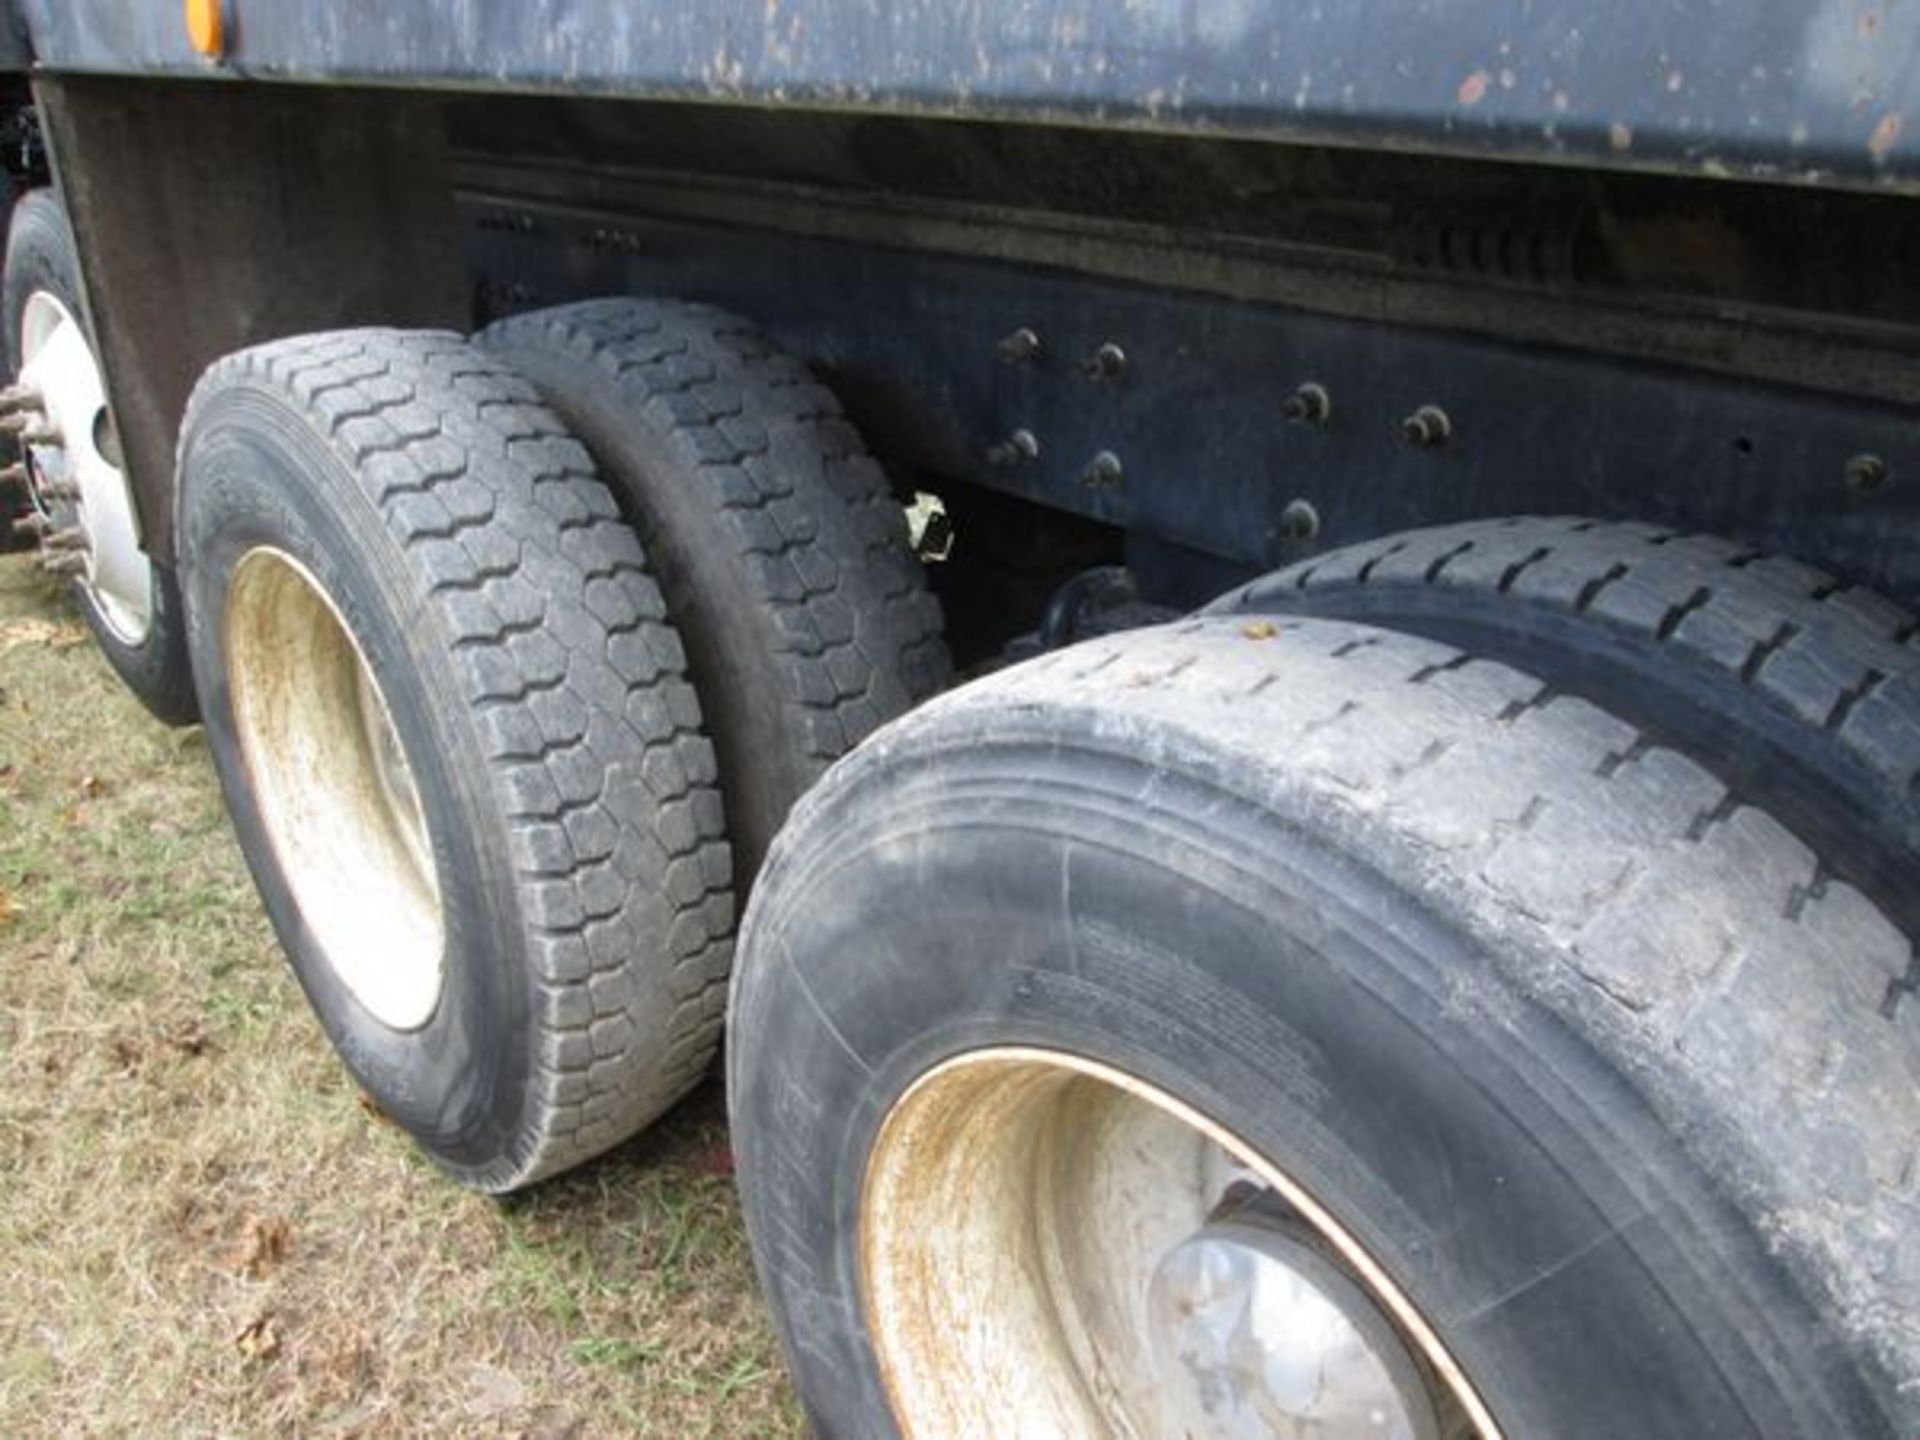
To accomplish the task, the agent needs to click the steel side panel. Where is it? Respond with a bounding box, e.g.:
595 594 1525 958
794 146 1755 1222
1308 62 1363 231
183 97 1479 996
13 1 1920 193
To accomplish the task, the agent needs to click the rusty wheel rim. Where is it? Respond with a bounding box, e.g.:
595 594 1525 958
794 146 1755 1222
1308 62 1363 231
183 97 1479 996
225 546 444 1030
860 1047 1499 1439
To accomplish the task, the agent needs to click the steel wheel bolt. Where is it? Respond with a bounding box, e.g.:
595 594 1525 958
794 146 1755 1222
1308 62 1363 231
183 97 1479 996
41 549 87 576
1079 450 1125 488
1401 404 1452 448
1283 383 1331 427
0 383 43 416
986 429 1041 467
1278 498 1320 540
1080 342 1128 382
1844 454 1889 494
997 327 1043 364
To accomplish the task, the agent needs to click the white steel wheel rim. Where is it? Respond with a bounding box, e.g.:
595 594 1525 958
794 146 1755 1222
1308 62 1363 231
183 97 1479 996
225 547 445 1031
861 1047 1501 1440
17 289 154 643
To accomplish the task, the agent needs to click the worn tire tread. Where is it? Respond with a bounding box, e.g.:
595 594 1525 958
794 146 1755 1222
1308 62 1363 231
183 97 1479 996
864 616 1918 1414
1213 516 1920 939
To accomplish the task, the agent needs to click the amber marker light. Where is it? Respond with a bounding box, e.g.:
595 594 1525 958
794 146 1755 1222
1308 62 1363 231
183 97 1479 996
184 0 225 59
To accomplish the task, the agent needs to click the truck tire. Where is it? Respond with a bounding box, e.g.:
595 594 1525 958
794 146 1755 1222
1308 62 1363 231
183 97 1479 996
481 299 948 886
1210 516 1920 933
0 167 26 553
177 329 733 1192
730 618 1916 1438
4 189 195 723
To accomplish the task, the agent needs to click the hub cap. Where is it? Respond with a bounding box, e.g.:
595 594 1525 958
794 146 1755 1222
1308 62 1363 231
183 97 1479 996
18 290 154 642
861 1048 1498 1439
224 547 444 1030
1149 1219 1440 1438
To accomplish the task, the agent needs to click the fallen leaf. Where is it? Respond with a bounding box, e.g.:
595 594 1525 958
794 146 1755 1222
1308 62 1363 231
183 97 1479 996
235 1313 282 1361
302 1324 374 1405
0 618 88 650
0 889 17 929
463 1361 527 1419
1242 620 1279 640
231 1213 292 1278
76 774 105 798
0 619 60 650
168 1019 210 1058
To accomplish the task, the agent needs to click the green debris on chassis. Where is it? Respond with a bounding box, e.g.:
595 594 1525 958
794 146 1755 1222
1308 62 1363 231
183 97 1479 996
3 2 1914 1435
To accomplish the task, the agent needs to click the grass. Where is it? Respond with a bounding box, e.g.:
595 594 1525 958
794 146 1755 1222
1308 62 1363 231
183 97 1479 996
0 554 804 1437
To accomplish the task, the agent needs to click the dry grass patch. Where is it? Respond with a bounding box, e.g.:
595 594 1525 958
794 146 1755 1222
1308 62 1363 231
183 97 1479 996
0 555 802 1437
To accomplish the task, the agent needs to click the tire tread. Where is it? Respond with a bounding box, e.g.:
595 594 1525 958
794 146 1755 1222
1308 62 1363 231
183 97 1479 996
481 299 949 782
890 616 1918 1408
182 329 732 1189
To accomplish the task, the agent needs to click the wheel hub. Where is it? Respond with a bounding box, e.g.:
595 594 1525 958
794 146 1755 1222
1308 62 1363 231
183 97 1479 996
224 546 445 1031
15 289 153 641
1148 1216 1442 1438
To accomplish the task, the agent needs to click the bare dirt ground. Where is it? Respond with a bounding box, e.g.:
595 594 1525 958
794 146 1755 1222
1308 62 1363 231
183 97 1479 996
0 555 803 1437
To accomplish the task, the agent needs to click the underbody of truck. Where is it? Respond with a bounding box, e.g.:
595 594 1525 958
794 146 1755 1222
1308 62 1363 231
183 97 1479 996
3 4 1915 1436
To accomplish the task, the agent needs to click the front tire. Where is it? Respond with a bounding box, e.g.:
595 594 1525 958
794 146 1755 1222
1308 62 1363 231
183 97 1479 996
731 618 1915 1437
5 188 195 723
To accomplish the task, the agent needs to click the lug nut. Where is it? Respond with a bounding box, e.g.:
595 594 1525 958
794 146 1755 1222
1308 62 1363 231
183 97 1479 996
1080 342 1128 382
1844 453 1889 494
997 327 1043 364
1277 498 1321 540
1079 450 1125 489
1283 383 1331 427
986 428 1041 467
1401 404 1452 448
3 411 62 445
41 549 88 576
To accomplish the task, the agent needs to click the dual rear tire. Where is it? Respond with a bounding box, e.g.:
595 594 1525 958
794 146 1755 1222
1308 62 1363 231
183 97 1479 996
730 524 1919 1436
178 331 736 1189
731 611 1918 1439
161 298 1916 1428
175 307 946 1189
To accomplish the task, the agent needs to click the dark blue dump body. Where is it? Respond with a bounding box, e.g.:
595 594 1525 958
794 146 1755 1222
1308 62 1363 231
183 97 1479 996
10 0 1920 193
